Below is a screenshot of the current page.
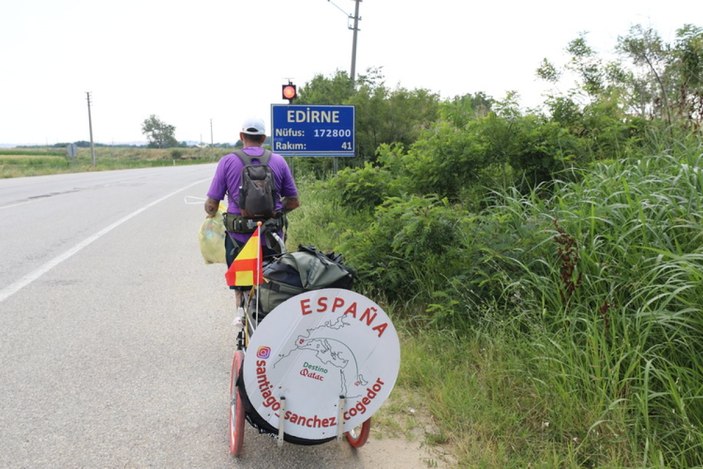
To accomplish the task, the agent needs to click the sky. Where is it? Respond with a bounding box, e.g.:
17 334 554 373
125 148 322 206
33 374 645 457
0 0 697 146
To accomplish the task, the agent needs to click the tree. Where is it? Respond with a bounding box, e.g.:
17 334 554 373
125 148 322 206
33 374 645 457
617 26 673 127
615 24 703 132
141 115 178 148
670 25 703 128
439 92 495 128
295 68 441 165
536 25 703 154
299 70 355 105
539 24 703 132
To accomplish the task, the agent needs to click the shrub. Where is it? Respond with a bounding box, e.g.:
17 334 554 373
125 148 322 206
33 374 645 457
339 195 466 309
327 162 396 212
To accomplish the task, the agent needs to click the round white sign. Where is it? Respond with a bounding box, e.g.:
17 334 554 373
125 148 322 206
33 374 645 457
242 288 401 440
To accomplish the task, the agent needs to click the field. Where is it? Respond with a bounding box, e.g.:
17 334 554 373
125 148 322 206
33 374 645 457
0 146 227 178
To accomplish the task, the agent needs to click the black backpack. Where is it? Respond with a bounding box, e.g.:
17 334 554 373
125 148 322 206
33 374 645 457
234 149 275 218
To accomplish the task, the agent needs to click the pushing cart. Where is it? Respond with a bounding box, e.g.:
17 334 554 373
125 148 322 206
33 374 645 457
229 288 388 456
227 280 400 457
223 226 400 457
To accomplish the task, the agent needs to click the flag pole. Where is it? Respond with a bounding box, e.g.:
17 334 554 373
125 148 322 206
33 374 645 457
255 221 262 327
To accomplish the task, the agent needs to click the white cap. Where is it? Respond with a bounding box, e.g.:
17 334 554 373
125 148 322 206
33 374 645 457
241 117 266 136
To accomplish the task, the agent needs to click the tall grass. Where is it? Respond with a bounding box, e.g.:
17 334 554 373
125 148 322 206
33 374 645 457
280 148 703 467
488 150 703 467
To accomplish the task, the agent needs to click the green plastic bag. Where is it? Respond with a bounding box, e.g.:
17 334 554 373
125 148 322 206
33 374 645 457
199 204 226 264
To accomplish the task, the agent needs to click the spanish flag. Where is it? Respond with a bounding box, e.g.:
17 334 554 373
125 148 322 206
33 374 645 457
225 226 263 286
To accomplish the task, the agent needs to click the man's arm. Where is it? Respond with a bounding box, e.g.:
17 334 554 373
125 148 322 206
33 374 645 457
281 196 300 213
204 197 220 218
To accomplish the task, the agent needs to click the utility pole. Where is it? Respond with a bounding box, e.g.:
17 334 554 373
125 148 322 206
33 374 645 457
86 92 96 167
327 0 362 87
349 0 361 87
210 118 214 146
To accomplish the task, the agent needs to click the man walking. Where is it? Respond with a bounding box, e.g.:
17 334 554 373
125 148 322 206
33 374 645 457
205 117 299 300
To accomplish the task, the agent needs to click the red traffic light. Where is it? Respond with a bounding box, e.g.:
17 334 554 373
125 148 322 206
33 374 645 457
282 83 297 101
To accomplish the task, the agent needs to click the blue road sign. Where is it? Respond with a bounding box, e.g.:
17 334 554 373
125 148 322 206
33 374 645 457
271 104 355 157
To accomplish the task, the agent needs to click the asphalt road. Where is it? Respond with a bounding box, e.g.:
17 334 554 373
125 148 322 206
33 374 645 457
0 166 386 468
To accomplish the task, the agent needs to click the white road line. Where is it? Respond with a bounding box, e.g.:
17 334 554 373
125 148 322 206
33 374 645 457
0 178 209 304
0 201 32 210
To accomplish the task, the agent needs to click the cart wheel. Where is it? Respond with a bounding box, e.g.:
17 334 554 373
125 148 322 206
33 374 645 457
229 350 245 456
345 418 371 448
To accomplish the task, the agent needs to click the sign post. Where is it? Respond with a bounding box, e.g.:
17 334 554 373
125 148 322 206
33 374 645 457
271 104 355 157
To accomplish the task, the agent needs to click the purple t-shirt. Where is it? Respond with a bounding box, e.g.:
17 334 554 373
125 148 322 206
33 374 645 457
207 146 298 243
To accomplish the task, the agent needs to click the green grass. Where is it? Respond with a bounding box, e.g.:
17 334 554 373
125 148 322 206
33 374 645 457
0 154 68 165
0 149 64 157
286 147 703 467
0 146 225 178
397 323 575 467
478 150 703 467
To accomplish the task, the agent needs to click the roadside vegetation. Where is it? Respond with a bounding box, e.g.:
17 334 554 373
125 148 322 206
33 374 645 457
6 24 702 467
0 146 222 178
285 25 703 468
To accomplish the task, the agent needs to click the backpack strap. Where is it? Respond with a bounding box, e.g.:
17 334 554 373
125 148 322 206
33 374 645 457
233 149 271 166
